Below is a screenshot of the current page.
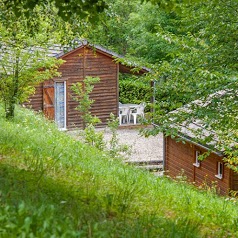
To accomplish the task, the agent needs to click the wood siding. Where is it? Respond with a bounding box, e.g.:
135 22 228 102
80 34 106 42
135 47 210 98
25 45 119 129
231 171 238 191
24 84 43 111
165 136 233 195
60 47 118 129
165 136 194 181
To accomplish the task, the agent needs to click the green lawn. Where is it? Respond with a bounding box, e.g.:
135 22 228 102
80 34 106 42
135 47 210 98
0 106 238 237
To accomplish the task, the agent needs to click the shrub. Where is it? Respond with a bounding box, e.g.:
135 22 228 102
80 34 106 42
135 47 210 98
119 75 151 107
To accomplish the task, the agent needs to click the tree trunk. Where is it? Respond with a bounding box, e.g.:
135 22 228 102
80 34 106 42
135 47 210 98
5 55 19 120
6 101 15 119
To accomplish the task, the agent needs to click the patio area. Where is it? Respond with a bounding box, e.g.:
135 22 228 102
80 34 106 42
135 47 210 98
119 102 146 125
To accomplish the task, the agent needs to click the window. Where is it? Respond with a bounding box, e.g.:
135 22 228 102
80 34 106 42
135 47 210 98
215 162 223 179
193 150 201 167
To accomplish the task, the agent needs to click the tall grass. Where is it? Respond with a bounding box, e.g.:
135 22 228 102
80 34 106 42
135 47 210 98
0 105 238 237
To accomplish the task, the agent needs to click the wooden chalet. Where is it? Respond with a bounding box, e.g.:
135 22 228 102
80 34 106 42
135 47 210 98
25 41 150 130
164 136 238 195
161 91 238 195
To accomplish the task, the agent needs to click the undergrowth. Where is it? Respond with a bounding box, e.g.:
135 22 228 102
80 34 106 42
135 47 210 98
0 106 238 237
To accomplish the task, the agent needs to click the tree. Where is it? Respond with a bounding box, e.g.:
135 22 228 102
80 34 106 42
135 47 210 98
0 4 64 119
139 0 238 117
71 76 106 150
144 0 238 171
2 0 107 21
87 0 178 64
71 76 101 129
141 0 237 105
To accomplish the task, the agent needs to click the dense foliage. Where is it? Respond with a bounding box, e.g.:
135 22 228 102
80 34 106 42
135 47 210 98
87 0 238 170
87 0 178 64
119 74 151 106
0 3 64 119
146 0 238 170
2 0 106 21
0 106 238 237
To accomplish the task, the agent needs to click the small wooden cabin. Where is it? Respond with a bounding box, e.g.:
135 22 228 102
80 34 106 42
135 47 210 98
164 88 238 195
164 136 238 195
26 41 149 129
161 89 238 195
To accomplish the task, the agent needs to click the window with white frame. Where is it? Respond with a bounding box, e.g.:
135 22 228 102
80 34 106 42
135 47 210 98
193 150 201 167
215 162 223 179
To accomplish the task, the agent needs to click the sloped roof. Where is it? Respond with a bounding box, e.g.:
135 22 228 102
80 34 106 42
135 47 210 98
47 40 151 74
162 89 238 154
0 40 151 75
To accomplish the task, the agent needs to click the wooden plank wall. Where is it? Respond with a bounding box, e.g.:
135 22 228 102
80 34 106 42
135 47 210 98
60 46 118 129
24 46 118 129
24 84 43 111
231 171 238 191
59 48 85 129
193 147 230 195
165 136 231 195
165 136 194 181
85 47 118 127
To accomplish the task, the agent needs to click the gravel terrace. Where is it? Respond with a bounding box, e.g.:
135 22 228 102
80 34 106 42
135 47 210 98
69 127 164 163
104 128 163 162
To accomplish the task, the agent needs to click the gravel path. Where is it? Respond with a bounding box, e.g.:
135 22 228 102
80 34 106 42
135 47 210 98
68 127 164 162
97 127 163 162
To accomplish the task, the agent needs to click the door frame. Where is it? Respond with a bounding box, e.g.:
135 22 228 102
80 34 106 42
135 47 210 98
54 80 67 130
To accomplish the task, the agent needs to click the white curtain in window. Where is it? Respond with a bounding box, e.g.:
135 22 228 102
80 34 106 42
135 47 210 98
55 82 65 129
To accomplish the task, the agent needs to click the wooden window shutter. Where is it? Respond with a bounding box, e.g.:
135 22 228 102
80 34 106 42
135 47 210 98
43 80 55 120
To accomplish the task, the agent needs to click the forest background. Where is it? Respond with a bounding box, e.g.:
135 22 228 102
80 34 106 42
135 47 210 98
0 1 238 237
0 0 238 167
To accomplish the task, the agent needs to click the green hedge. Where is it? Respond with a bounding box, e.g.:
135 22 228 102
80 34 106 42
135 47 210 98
119 76 152 111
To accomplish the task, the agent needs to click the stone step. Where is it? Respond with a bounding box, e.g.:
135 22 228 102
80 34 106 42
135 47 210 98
136 164 163 171
125 159 163 166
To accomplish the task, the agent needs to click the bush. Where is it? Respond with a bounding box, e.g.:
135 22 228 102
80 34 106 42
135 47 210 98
119 75 151 106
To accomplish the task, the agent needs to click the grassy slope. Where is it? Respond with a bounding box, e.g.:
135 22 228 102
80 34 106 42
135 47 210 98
0 106 238 238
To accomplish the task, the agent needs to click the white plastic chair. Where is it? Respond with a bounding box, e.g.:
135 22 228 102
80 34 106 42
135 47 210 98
119 107 130 125
129 103 145 124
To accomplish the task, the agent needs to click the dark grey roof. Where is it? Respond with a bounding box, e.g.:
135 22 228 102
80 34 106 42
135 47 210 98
0 40 151 75
48 40 151 73
163 89 238 153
